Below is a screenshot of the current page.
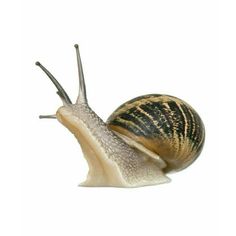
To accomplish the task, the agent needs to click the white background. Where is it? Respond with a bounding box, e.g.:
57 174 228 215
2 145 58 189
1 0 235 236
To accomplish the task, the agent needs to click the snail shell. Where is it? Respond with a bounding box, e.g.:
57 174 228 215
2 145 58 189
107 94 205 172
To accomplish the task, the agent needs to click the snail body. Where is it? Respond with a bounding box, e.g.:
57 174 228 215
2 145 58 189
37 45 205 187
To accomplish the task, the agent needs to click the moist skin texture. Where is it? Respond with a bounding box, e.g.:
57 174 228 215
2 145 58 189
56 104 170 187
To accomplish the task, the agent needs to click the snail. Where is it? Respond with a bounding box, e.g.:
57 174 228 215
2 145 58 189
36 44 205 187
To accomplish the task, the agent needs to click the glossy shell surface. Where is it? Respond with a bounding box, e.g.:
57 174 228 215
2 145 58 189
107 94 205 172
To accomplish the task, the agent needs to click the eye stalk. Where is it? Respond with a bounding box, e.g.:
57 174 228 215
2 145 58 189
36 44 88 119
35 61 72 105
74 44 87 104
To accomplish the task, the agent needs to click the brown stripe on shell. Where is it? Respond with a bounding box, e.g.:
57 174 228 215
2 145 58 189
136 105 170 139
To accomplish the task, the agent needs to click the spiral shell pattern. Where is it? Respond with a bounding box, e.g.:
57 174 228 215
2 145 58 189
107 94 205 172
